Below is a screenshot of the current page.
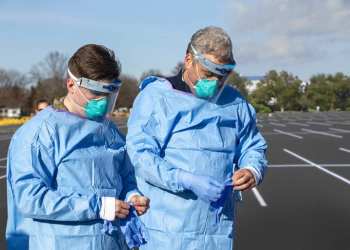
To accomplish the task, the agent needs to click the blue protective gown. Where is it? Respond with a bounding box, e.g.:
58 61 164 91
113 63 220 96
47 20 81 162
6 106 137 250
126 77 268 250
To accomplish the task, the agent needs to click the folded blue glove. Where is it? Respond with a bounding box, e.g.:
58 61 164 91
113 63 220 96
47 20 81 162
210 174 233 223
178 170 225 202
118 206 149 249
100 206 148 249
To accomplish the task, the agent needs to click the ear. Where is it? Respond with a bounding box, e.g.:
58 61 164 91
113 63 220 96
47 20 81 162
66 79 75 94
184 53 193 70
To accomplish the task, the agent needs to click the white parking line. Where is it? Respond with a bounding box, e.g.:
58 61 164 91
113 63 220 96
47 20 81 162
269 164 350 168
330 128 350 133
301 128 343 138
269 122 286 127
288 122 309 127
328 122 350 126
0 175 6 180
273 129 303 139
251 187 267 207
307 121 331 126
284 149 350 185
339 147 350 154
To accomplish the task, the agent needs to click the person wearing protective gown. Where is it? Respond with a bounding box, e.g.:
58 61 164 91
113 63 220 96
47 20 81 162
6 44 149 250
127 26 268 250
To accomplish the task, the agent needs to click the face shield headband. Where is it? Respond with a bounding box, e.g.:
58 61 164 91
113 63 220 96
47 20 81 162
190 45 236 76
67 68 121 94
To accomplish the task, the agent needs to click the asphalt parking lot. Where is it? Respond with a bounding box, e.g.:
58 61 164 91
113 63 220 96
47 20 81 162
1 112 350 250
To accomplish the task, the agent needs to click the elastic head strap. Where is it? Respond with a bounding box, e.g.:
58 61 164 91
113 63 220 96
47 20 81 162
191 45 236 76
67 68 121 94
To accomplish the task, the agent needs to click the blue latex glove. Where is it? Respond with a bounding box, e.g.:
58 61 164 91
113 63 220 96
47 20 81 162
119 206 149 249
101 220 118 235
210 174 233 223
178 170 225 203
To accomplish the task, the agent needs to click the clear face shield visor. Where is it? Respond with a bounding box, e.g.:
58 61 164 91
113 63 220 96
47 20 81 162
68 68 121 115
191 45 236 102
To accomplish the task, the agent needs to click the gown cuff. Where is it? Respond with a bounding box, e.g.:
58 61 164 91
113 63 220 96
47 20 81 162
99 197 116 221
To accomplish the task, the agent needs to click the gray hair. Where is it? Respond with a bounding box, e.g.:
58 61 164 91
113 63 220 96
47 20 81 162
187 26 235 64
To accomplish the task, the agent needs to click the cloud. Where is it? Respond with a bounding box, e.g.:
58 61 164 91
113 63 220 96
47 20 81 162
226 0 350 65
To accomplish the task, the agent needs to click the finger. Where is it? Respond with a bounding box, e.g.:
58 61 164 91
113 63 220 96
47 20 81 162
234 179 255 191
134 204 149 211
233 171 245 180
115 200 130 208
233 174 250 186
116 207 130 216
119 202 130 210
134 197 149 206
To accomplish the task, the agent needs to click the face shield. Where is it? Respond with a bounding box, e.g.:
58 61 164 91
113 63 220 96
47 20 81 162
190 45 236 102
67 68 121 117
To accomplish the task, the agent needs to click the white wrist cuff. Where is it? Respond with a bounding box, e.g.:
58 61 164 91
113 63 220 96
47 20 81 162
99 197 116 221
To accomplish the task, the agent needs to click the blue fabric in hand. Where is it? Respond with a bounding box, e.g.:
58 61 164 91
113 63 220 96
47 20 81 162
210 174 233 223
100 206 149 249
118 206 149 249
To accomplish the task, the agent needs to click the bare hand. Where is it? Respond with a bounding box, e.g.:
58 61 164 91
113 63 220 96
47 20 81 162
115 200 130 219
129 195 150 216
233 169 256 191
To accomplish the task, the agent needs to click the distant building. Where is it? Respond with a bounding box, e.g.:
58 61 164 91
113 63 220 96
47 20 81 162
300 81 309 93
0 107 21 118
243 76 309 94
244 76 265 94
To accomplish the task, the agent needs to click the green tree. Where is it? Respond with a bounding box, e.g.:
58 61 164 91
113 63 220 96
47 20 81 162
226 72 249 98
250 70 303 112
306 73 350 111
331 73 350 110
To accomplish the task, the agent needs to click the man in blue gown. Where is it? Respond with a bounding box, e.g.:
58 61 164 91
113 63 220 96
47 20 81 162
127 26 268 250
6 44 149 250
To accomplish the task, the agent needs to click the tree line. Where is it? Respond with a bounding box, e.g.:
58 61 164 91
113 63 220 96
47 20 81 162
0 51 349 115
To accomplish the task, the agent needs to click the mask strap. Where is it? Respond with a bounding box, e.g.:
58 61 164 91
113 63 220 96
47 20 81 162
68 68 89 101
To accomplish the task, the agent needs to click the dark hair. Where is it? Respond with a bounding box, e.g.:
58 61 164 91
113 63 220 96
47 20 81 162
68 44 121 82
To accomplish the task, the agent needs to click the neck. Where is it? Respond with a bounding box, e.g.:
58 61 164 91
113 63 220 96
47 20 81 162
64 95 85 117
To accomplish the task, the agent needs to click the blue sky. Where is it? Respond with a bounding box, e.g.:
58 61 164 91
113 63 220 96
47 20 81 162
0 0 349 80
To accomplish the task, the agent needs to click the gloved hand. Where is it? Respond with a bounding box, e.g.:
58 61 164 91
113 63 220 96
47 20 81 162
119 206 149 249
178 169 225 203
